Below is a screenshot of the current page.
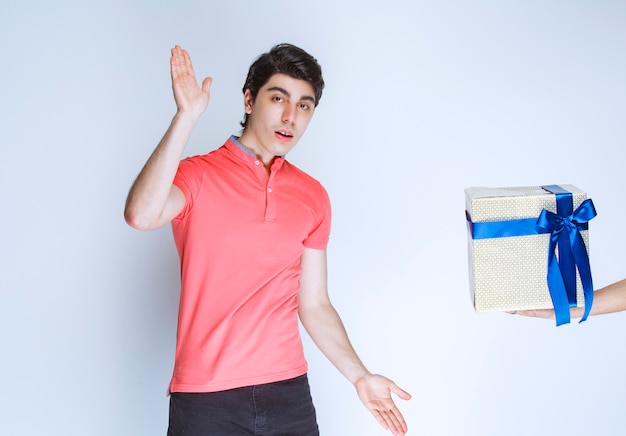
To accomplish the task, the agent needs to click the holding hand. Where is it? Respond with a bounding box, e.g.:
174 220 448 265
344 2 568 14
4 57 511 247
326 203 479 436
513 278 626 320
512 308 557 319
355 373 411 436
170 45 212 123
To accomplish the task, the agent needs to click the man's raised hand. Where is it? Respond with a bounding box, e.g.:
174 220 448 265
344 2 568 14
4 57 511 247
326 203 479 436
170 45 212 123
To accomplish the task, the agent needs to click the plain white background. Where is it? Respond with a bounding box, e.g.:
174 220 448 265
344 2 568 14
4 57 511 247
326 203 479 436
1 1 625 435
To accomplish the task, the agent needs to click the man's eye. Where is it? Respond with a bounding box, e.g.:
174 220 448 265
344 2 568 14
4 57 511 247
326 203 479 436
299 103 310 110
273 96 284 102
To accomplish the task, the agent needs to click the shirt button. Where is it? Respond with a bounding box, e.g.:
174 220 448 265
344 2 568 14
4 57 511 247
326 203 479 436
268 188 273 193
255 160 261 166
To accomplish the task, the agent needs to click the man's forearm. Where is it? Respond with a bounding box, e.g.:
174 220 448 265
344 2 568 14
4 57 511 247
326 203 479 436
124 111 196 230
299 302 370 385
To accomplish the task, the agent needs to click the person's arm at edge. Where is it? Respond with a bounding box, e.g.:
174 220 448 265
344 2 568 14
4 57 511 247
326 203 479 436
124 45 212 230
297 247 411 436
516 278 626 319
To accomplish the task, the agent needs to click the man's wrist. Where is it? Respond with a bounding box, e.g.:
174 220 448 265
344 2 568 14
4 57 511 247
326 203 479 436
351 370 373 386
173 109 202 127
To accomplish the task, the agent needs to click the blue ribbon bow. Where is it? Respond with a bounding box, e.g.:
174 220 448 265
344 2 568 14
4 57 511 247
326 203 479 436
536 195 597 325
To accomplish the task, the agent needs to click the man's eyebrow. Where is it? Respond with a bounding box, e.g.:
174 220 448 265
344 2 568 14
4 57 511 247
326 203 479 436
267 86 316 104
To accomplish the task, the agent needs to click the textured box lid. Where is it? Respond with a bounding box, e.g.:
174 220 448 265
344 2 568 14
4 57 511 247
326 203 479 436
465 184 586 222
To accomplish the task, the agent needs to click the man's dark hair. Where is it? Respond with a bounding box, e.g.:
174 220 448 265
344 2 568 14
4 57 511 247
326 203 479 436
240 43 324 129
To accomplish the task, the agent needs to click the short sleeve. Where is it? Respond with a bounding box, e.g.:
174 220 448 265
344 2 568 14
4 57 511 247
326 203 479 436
173 156 204 220
303 183 332 250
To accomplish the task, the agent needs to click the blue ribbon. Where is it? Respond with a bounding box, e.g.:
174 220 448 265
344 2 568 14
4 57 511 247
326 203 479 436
536 193 597 325
467 185 596 325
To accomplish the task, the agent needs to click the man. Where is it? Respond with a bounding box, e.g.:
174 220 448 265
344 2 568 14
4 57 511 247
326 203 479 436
125 43 411 435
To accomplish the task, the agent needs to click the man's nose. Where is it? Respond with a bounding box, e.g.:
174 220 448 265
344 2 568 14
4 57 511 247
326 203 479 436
282 105 296 125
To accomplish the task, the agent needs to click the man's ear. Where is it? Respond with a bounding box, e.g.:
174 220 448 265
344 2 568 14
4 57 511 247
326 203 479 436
243 89 253 114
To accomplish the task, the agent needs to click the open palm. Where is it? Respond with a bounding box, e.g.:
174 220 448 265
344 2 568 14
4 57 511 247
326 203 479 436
170 45 212 122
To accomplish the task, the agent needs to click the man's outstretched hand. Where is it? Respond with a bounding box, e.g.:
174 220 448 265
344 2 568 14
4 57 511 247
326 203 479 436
355 373 411 436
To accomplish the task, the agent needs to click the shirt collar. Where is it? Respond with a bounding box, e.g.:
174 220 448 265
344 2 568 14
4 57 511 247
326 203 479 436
228 135 286 167
230 135 257 159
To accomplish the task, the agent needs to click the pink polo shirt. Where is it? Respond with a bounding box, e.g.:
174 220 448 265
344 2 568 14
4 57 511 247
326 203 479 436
168 136 331 393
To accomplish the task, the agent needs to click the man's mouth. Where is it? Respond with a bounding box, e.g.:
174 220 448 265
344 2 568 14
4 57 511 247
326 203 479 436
276 130 294 138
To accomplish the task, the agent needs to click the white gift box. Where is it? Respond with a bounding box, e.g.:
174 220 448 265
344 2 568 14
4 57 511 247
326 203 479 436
464 184 594 321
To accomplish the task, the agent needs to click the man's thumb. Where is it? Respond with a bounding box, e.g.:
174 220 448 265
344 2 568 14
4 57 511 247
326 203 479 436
202 77 213 93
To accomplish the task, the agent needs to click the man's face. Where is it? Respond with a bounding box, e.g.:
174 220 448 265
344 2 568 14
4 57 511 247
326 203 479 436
240 73 316 165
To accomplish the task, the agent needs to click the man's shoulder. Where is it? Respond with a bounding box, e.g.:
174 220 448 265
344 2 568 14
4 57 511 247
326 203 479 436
282 161 328 200
283 160 322 185
180 144 229 166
